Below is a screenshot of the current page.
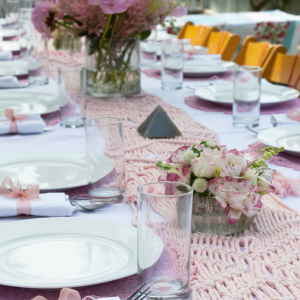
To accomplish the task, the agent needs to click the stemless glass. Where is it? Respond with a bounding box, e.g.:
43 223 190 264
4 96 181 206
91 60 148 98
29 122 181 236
233 66 262 128
58 66 86 128
161 40 184 90
140 39 157 68
137 181 193 299
85 117 125 201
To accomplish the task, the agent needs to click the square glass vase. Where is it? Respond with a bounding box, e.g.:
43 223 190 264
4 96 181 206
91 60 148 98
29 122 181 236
192 193 256 235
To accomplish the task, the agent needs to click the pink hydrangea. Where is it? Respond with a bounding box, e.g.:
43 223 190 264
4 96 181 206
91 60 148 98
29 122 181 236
171 6 187 17
208 177 262 224
32 2 57 38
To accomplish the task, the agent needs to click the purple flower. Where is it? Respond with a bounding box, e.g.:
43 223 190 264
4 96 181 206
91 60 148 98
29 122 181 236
171 6 187 17
32 2 57 38
99 0 133 14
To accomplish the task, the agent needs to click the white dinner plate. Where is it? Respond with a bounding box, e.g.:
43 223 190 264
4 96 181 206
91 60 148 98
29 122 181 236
0 41 20 51
257 125 300 156
0 218 163 289
156 45 208 57
194 84 299 107
0 90 59 115
0 153 113 190
153 60 237 77
0 28 23 38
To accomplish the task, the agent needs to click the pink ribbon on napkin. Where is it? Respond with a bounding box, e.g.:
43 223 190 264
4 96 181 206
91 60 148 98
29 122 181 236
32 288 81 300
5 108 29 134
0 176 39 215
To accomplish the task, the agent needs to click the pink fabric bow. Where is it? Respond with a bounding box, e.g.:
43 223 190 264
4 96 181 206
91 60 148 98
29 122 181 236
0 176 39 215
5 108 28 134
32 288 81 300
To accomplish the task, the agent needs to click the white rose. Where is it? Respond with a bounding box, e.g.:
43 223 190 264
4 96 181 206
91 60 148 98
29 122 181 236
220 150 248 179
191 147 221 179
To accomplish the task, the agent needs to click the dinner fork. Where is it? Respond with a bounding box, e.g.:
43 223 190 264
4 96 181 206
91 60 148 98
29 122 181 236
69 197 119 211
127 283 152 300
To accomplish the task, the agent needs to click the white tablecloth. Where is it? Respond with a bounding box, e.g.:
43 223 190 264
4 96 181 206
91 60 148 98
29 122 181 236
168 10 300 54
0 73 299 226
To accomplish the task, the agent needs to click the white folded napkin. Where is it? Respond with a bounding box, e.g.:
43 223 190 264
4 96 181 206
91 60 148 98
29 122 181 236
0 113 46 135
0 193 76 217
0 75 18 88
0 49 12 60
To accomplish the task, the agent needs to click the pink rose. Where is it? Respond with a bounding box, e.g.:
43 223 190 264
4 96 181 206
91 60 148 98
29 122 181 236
98 0 133 14
220 149 248 179
171 6 188 17
208 178 262 224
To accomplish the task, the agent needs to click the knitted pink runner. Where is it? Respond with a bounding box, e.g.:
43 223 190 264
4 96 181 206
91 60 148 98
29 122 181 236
185 95 300 115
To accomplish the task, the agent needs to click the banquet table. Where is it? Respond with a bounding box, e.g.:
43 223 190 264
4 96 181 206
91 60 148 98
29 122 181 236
168 9 300 54
0 72 300 300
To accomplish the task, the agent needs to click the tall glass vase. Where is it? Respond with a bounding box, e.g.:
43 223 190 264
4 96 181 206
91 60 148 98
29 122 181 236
192 193 256 235
85 37 141 98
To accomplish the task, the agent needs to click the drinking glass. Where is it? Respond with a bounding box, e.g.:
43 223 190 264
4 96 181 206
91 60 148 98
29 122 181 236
233 66 262 128
161 40 184 90
140 39 157 68
85 117 125 201
58 66 86 128
137 181 193 299
4 0 19 26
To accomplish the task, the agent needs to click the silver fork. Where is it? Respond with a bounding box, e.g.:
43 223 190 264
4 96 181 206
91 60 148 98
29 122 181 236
126 283 152 300
69 197 120 211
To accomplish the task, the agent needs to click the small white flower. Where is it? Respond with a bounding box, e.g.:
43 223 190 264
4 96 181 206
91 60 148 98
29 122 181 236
206 141 216 148
183 148 197 164
243 167 259 186
192 178 208 193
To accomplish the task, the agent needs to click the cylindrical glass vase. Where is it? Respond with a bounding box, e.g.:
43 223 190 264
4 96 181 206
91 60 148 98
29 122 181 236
85 38 141 98
192 193 256 235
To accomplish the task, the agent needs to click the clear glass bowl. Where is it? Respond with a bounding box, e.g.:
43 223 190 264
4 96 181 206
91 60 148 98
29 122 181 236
192 193 256 235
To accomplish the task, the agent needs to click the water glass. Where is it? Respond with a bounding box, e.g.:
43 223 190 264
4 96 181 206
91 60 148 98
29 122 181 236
137 181 193 299
58 66 86 128
233 66 262 128
161 40 184 90
140 39 157 68
85 117 125 200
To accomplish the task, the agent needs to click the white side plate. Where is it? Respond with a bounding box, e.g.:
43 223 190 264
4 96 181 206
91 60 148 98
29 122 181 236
194 85 299 107
153 60 237 77
0 218 163 289
257 125 300 156
0 153 113 190
0 91 59 115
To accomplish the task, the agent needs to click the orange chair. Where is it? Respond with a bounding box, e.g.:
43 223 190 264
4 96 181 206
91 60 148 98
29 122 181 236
204 31 241 61
234 35 258 65
263 52 300 91
178 23 219 46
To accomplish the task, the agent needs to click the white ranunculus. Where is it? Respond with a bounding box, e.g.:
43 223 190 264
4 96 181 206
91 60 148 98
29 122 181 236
183 148 198 164
191 147 222 179
220 149 248 179
192 178 208 193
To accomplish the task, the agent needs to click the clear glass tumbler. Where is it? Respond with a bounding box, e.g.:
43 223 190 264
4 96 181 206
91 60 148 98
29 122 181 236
85 117 125 201
233 66 262 128
140 39 157 69
161 40 184 90
137 181 193 299
58 66 86 128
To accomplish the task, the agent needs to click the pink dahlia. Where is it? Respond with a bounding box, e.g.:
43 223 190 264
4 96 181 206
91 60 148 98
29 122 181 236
99 0 133 14
32 2 57 38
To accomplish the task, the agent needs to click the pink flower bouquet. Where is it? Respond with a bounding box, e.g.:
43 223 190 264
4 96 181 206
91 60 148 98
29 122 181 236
156 141 283 225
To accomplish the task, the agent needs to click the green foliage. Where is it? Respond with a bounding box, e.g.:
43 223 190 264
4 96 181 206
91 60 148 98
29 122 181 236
156 161 172 170
197 190 209 198
258 146 284 161
177 185 189 193
191 145 202 157
200 141 220 151
140 30 151 41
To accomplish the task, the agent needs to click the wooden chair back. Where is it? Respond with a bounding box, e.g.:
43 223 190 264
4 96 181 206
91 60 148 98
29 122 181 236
205 31 241 61
234 35 258 65
178 23 219 46
263 51 300 91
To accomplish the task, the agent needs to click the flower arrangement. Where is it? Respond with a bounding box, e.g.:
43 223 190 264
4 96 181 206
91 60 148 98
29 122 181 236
156 141 284 224
32 0 187 96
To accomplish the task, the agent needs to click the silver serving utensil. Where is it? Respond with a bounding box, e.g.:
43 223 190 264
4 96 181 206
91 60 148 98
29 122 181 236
246 126 260 134
69 197 120 211
271 114 278 127
43 126 54 131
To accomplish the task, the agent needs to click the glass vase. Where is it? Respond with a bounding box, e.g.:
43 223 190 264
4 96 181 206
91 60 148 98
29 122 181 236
192 193 256 235
85 37 141 98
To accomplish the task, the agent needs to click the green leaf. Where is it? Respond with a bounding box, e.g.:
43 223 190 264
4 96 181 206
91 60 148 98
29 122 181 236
177 185 189 193
191 145 202 157
156 161 172 170
198 190 209 198
78 31 88 37
140 30 151 41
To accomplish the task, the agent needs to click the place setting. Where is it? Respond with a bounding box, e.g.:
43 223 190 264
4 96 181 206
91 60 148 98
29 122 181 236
1 0 300 299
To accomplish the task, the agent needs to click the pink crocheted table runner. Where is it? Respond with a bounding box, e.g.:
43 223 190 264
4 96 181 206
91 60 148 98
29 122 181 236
142 68 233 82
185 95 300 115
